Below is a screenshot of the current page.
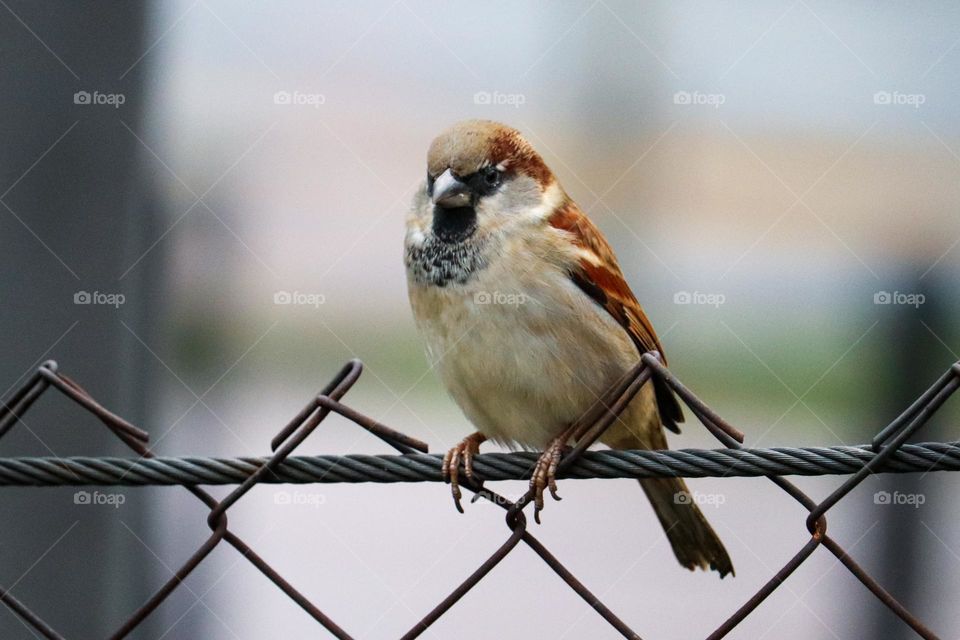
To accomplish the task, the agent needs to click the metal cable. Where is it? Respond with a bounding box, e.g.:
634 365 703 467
1 441 958 486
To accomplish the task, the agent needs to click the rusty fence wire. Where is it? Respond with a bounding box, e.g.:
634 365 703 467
0 355 958 639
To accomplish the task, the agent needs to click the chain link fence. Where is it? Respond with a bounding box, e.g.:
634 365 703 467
0 354 956 639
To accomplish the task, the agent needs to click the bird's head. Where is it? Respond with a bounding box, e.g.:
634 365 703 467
419 120 564 243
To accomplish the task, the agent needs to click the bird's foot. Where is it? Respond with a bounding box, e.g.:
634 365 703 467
530 434 572 524
442 432 487 513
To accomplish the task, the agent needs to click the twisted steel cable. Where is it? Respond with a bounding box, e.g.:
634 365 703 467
1 441 958 486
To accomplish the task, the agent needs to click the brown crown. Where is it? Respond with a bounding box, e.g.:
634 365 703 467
427 120 553 187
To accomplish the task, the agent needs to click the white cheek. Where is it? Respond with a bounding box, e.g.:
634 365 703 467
404 184 433 247
407 228 425 245
479 180 563 226
523 181 564 221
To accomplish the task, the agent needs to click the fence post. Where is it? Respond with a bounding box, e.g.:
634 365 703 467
0 3 157 637
867 270 946 639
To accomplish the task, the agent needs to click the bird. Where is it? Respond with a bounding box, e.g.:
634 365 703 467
403 119 733 578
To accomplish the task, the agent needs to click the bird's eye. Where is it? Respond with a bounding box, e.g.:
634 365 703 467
482 166 501 188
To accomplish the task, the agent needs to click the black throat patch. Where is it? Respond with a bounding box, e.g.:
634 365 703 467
431 205 477 244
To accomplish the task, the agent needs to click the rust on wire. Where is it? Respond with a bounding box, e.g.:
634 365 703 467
0 354 955 639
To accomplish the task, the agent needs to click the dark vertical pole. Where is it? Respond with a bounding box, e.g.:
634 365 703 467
867 269 947 639
0 2 159 637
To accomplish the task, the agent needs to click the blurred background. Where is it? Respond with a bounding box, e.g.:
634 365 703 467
1 1 959 638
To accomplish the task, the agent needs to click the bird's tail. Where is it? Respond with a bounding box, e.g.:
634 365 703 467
639 477 734 578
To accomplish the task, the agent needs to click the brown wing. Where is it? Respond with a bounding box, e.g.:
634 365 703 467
549 201 684 433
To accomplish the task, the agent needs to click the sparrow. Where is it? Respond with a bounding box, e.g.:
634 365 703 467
403 120 733 577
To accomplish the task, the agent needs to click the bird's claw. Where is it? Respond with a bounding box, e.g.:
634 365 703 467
530 436 570 524
443 433 484 513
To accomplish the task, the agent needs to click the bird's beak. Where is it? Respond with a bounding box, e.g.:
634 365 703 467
431 168 472 208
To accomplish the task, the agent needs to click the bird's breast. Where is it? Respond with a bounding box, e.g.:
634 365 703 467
407 254 638 448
